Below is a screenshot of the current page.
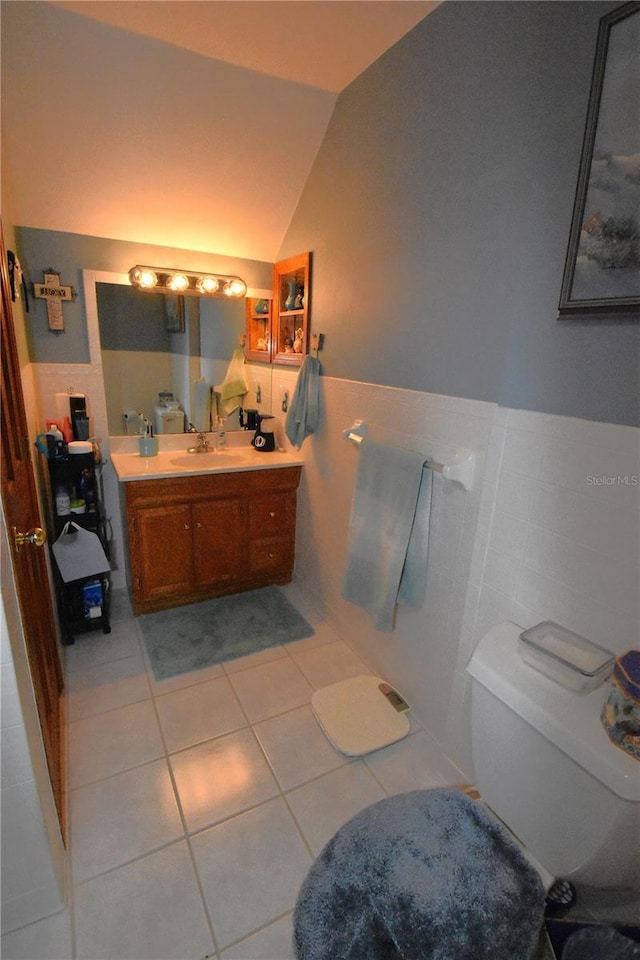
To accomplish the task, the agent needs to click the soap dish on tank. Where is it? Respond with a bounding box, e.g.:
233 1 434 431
518 621 614 693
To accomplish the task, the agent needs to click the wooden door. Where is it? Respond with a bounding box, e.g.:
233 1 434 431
0 226 66 839
193 498 245 587
129 502 193 608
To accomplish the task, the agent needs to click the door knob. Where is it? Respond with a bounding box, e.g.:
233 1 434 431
13 526 47 549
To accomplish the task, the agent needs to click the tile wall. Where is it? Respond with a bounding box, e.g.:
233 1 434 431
293 376 639 778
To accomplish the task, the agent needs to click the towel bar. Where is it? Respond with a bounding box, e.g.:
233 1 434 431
343 421 475 491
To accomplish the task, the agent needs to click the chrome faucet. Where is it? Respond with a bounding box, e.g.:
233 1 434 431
186 427 210 453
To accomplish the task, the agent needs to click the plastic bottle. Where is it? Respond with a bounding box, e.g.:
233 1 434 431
216 417 227 449
47 423 65 458
55 483 71 516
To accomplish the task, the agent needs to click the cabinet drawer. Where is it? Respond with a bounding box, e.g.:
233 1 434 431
249 492 296 537
249 536 294 576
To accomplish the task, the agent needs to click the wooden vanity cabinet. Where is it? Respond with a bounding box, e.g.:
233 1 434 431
125 467 301 614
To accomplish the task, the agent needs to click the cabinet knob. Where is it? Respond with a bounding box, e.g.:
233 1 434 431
268 552 275 559
196 522 202 528
184 523 190 530
269 511 276 518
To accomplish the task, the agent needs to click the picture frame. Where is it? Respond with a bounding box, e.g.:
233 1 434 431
558 1 640 318
165 294 185 332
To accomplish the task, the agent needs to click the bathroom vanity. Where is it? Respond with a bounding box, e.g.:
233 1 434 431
110 445 303 615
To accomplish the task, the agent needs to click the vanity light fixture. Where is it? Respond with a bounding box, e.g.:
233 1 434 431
128 266 247 298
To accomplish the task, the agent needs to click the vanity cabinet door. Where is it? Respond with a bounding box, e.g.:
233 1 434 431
249 491 296 537
248 488 297 580
192 498 245 587
248 536 295 579
130 503 194 606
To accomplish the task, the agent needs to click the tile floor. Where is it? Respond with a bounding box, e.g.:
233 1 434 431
2 583 463 960
3 583 638 960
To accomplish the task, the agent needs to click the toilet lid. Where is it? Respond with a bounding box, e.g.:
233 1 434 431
311 675 410 756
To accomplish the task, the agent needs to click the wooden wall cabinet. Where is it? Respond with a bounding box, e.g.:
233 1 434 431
245 296 273 363
244 252 311 365
125 467 301 614
273 252 310 365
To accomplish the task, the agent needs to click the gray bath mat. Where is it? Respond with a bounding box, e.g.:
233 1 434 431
139 586 314 680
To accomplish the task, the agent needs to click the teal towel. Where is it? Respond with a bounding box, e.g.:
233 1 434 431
342 441 431 631
285 355 321 448
192 377 212 432
397 466 432 606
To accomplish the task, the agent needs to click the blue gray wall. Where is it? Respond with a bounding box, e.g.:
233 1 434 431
279 1 639 426
16 228 271 364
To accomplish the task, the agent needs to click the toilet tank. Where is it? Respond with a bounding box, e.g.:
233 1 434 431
467 622 640 890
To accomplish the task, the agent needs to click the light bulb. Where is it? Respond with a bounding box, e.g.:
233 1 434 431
133 268 158 289
223 278 247 297
196 275 219 294
166 273 190 293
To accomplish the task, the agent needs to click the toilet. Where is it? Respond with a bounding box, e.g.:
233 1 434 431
467 621 640 891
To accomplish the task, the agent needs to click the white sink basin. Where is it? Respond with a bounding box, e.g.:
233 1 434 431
169 454 243 468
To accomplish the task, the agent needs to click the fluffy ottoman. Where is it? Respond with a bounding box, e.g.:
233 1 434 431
293 788 545 960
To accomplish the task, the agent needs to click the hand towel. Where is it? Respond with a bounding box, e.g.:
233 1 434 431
218 349 248 415
342 441 431 631
192 377 212 433
285 355 321 448
397 468 432 607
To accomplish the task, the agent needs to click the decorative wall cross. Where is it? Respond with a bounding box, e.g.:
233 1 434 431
33 269 76 332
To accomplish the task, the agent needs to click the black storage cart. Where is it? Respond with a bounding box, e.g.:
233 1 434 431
46 451 111 646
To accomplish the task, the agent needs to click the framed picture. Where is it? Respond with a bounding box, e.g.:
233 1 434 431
165 294 185 332
558 2 640 318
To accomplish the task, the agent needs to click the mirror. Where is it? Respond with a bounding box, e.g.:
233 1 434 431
95 279 270 435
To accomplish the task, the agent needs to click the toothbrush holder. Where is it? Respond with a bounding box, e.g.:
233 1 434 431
139 436 159 457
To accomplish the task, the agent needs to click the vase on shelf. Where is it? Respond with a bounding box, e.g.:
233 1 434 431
284 280 296 311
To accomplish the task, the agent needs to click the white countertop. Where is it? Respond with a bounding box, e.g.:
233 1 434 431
109 434 304 482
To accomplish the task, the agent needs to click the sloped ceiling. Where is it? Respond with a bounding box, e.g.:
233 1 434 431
2 1 438 262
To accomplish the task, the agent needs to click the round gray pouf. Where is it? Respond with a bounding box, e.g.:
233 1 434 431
293 788 545 960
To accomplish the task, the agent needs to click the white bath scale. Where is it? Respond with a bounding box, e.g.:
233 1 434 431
311 674 410 756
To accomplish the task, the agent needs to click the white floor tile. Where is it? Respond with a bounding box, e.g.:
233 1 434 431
140 648 226 697
71 759 184 882
170 727 279 833
191 798 311 950
283 620 341 656
221 913 295 959
73 841 214 960
64 619 142 674
286 761 386 855
68 698 165 788
107 587 135 623
156 674 248 753
228 657 312 723
363 729 460 795
44 587 469 960
0 909 73 960
289 640 368 689
254 705 349 791
221 644 288 676
66 653 151 721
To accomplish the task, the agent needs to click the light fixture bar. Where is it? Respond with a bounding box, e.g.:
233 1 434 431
128 266 247 298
